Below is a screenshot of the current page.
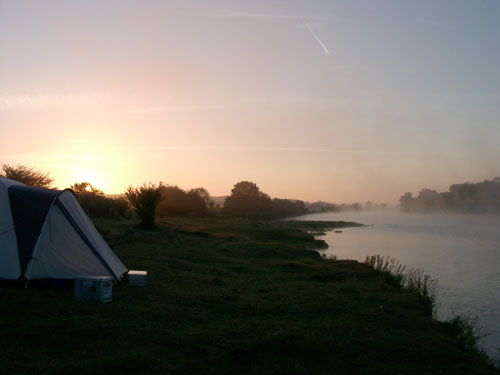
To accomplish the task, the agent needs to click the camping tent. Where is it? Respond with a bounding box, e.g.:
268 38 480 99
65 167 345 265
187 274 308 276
0 178 127 283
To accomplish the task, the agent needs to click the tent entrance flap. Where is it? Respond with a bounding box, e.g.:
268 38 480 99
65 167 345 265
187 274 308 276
8 185 61 276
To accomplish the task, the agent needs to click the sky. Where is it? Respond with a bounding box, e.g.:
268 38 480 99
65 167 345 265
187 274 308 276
1 0 499 204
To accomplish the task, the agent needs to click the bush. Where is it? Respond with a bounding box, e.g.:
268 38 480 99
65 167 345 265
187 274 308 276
442 315 490 358
125 182 164 229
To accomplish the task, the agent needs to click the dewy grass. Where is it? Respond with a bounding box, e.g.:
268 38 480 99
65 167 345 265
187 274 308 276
365 255 438 316
1 217 497 374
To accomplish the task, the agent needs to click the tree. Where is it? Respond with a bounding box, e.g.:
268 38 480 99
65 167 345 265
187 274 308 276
70 182 129 219
270 198 307 218
156 186 212 217
71 182 104 196
223 181 272 217
189 187 214 209
156 185 190 217
415 189 440 212
186 189 208 216
398 177 500 214
125 182 164 229
399 192 414 212
1 164 54 188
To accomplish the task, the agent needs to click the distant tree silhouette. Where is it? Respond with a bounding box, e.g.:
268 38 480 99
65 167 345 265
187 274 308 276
399 192 414 212
71 182 104 196
399 177 500 213
223 181 309 218
71 182 128 218
156 186 187 217
189 187 214 210
307 201 340 212
186 188 210 215
223 181 272 218
126 182 164 229
156 185 212 217
1 164 54 188
270 198 307 218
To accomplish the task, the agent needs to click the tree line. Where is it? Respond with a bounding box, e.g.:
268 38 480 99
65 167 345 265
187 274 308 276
399 177 500 213
222 181 307 218
306 200 388 213
1 164 309 229
126 180 308 228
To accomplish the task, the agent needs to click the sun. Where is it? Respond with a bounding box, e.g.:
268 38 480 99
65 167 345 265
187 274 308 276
70 166 106 190
48 132 131 194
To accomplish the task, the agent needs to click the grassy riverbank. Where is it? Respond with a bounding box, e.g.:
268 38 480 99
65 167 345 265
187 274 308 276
0 217 496 374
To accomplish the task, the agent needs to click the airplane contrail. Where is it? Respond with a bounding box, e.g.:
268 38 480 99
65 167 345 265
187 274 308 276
209 9 331 56
301 17 330 56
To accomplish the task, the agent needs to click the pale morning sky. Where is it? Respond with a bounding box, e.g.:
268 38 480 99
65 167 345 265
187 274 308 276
1 0 499 203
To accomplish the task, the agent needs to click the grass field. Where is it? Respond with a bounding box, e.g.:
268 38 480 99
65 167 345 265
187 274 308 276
0 216 497 374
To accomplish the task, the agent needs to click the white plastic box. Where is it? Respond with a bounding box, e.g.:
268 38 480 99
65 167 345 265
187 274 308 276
128 270 147 286
74 275 113 303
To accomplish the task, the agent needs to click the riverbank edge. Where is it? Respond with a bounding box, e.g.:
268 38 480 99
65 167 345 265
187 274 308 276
297 219 498 368
282 219 365 250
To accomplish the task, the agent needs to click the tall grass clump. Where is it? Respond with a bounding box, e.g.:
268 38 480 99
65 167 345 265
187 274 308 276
321 253 338 262
442 315 498 367
443 315 488 354
365 255 438 316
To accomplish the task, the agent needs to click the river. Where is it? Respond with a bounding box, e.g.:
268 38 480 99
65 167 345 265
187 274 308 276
292 210 500 360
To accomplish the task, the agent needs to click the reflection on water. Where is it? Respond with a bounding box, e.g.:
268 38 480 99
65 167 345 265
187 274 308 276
292 211 500 360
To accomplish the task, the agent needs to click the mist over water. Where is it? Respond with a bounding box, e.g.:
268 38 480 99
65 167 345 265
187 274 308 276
292 211 500 360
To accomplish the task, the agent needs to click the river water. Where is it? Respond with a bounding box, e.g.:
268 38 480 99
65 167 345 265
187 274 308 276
292 211 500 360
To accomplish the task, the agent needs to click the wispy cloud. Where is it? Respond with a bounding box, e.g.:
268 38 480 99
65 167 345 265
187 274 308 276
144 146 410 154
210 10 332 21
0 93 226 115
301 17 330 56
0 92 115 111
123 104 225 115
212 10 298 20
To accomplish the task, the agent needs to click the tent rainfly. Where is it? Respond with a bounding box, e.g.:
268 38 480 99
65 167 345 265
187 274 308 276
0 178 127 284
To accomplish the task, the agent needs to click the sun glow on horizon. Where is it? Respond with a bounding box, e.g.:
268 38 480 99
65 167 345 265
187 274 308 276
41 132 133 194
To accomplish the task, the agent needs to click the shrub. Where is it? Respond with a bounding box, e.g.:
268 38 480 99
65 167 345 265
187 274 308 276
125 182 164 229
442 315 490 359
